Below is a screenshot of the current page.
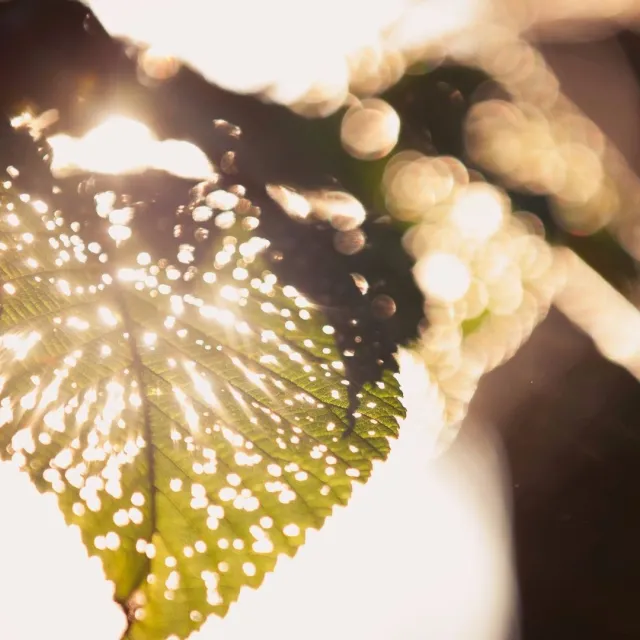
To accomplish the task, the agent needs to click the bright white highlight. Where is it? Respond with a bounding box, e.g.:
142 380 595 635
82 0 479 114
48 116 214 180
0 469 127 640
414 252 472 303
450 183 505 241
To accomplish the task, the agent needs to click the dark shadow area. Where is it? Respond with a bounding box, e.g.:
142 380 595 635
469 309 640 640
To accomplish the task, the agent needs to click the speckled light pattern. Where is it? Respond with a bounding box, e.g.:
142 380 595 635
0 163 403 639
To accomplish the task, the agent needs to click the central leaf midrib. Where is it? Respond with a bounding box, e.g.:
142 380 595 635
114 284 159 612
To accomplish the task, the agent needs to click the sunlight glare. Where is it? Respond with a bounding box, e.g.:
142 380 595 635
48 117 214 180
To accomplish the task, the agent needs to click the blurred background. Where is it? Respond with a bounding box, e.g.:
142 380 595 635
1 1 640 638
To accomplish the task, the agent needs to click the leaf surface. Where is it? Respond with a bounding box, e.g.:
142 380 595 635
0 166 403 639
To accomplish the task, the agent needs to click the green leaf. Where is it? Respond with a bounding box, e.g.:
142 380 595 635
0 174 403 639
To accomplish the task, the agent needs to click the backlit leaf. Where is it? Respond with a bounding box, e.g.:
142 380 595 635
0 160 403 638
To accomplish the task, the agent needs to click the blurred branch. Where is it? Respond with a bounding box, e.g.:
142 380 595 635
555 247 640 379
